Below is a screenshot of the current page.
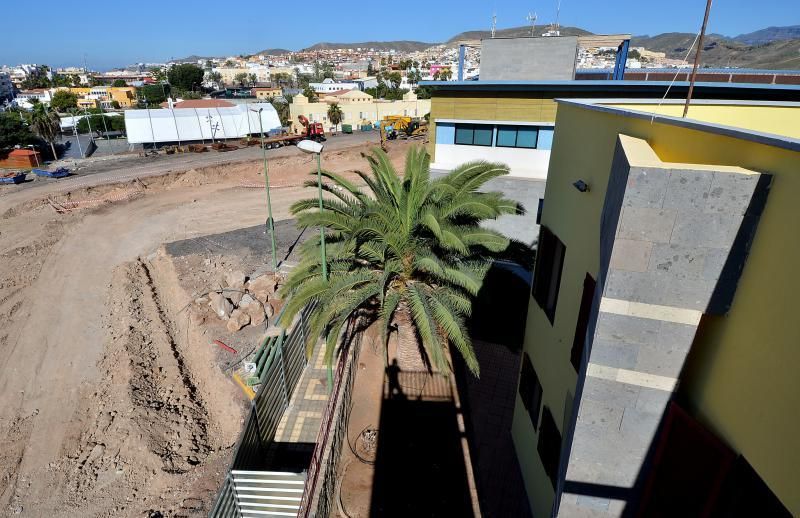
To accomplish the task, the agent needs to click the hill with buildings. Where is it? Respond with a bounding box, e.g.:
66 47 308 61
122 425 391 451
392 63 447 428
302 41 435 52
631 31 800 69
447 25 592 43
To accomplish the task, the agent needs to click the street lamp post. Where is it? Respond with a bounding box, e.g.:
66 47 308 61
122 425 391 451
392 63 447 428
252 107 277 271
297 139 327 281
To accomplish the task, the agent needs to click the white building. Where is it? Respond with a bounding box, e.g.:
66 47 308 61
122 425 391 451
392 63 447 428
124 102 281 145
309 78 360 94
14 89 53 109
0 72 13 101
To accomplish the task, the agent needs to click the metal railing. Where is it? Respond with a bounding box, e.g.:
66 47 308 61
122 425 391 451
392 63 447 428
209 304 314 517
297 320 363 517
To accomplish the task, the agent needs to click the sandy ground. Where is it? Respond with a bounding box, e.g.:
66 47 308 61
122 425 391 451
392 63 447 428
0 139 415 517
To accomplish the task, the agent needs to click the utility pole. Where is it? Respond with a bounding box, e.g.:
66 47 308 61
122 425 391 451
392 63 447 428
253 107 278 270
527 12 537 37
491 12 497 38
71 110 84 158
684 0 713 118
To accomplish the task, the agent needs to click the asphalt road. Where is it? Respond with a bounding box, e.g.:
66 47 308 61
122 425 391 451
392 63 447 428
1 130 380 199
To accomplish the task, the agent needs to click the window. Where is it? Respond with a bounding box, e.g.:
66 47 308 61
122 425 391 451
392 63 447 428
532 226 566 324
519 353 543 430
570 274 596 371
496 125 539 148
537 406 562 489
454 124 493 146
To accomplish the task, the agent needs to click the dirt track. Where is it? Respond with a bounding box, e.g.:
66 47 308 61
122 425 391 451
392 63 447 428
0 139 415 516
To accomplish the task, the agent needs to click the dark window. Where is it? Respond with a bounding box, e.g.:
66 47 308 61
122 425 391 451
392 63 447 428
454 124 493 146
570 274 596 371
496 125 538 148
532 226 566 324
519 353 543 430
537 406 562 489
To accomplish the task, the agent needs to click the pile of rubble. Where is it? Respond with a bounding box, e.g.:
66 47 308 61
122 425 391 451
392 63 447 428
198 271 284 333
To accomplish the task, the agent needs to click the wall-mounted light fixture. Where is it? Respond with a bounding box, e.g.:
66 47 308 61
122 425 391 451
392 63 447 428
573 180 590 193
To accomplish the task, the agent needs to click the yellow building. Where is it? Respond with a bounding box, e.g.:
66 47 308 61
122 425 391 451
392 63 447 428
252 87 282 100
514 97 799 517
289 90 430 132
68 86 137 108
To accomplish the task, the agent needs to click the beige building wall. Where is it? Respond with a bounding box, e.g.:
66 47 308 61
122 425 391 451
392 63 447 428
289 91 431 131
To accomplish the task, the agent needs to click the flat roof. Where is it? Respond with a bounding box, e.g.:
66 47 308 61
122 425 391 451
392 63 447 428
420 80 800 100
557 98 800 152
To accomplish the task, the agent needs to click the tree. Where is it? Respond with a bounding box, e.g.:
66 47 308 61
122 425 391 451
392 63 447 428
0 111 36 151
327 103 343 131
26 103 61 159
70 74 82 87
278 147 527 375
149 67 167 82
50 90 79 112
367 62 376 76
439 67 453 81
248 73 257 86
270 97 291 126
207 71 222 87
224 60 236 67
112 79 127 87
167 63 204 92
234 72 249 87
302 86 318 102
139 83 170 105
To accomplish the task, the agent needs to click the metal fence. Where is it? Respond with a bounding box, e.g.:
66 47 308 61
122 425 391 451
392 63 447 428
209 304 314 517
297 321 364 517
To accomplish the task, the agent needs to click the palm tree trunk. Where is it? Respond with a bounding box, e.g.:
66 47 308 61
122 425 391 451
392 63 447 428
393 308 427 372
49 141 57 161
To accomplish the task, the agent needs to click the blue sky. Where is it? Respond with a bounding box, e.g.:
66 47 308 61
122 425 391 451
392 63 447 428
1 0 797 70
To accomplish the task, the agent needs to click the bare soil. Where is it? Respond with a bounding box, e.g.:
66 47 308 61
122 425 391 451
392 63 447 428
0 139 415 517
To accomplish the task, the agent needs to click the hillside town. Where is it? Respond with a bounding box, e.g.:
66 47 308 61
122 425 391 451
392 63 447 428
1 9 799 518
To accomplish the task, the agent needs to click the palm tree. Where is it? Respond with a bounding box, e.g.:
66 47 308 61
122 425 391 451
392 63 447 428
327 103 343 132
248 73 257 86
27 103 61 160
278 146 527 376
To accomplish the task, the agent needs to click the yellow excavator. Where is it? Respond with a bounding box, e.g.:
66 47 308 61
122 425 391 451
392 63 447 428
379 116 428 149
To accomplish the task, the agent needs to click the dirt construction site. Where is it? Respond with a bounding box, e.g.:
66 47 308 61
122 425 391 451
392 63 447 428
0 135 416 517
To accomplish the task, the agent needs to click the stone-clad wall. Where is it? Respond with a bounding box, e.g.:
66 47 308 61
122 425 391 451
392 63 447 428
559 136 770 516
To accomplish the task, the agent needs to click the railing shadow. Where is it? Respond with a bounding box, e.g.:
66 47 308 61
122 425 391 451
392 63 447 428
369 369 474 517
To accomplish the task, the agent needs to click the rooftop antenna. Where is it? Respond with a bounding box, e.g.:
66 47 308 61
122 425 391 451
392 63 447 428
555 0 561 31
526 12 538 37
491 11 497 38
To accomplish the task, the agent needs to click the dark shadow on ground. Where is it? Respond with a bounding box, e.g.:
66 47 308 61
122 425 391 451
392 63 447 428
262 442 315 473
369 371 474 517
469 262 531 351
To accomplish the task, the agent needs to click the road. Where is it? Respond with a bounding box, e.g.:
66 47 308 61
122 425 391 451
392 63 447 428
0 130 379 205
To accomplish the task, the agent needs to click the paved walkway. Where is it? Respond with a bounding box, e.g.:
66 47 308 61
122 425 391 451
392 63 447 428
274 341 330 444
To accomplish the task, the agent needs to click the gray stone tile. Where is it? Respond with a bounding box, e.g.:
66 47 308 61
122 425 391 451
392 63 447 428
635 387 672 415
619 408 663 448
604 269 716 311
670 212 740 249
617 207 677 243
656 321 697 352
706 172 758 215
610 239 653 273
647 243 708 277
576 398 624 432
590 339 639 370
582 376 641 408
663 169 713 212
701 247 730 280
595 313 661 345
622 167 669 209
576 495 611 511
634 344 687 379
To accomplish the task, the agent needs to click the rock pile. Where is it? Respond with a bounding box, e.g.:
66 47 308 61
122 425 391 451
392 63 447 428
197 271 285 334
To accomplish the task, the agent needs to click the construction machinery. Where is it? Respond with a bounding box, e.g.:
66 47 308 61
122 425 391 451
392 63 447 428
379 116 428 149
254 115 326 149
